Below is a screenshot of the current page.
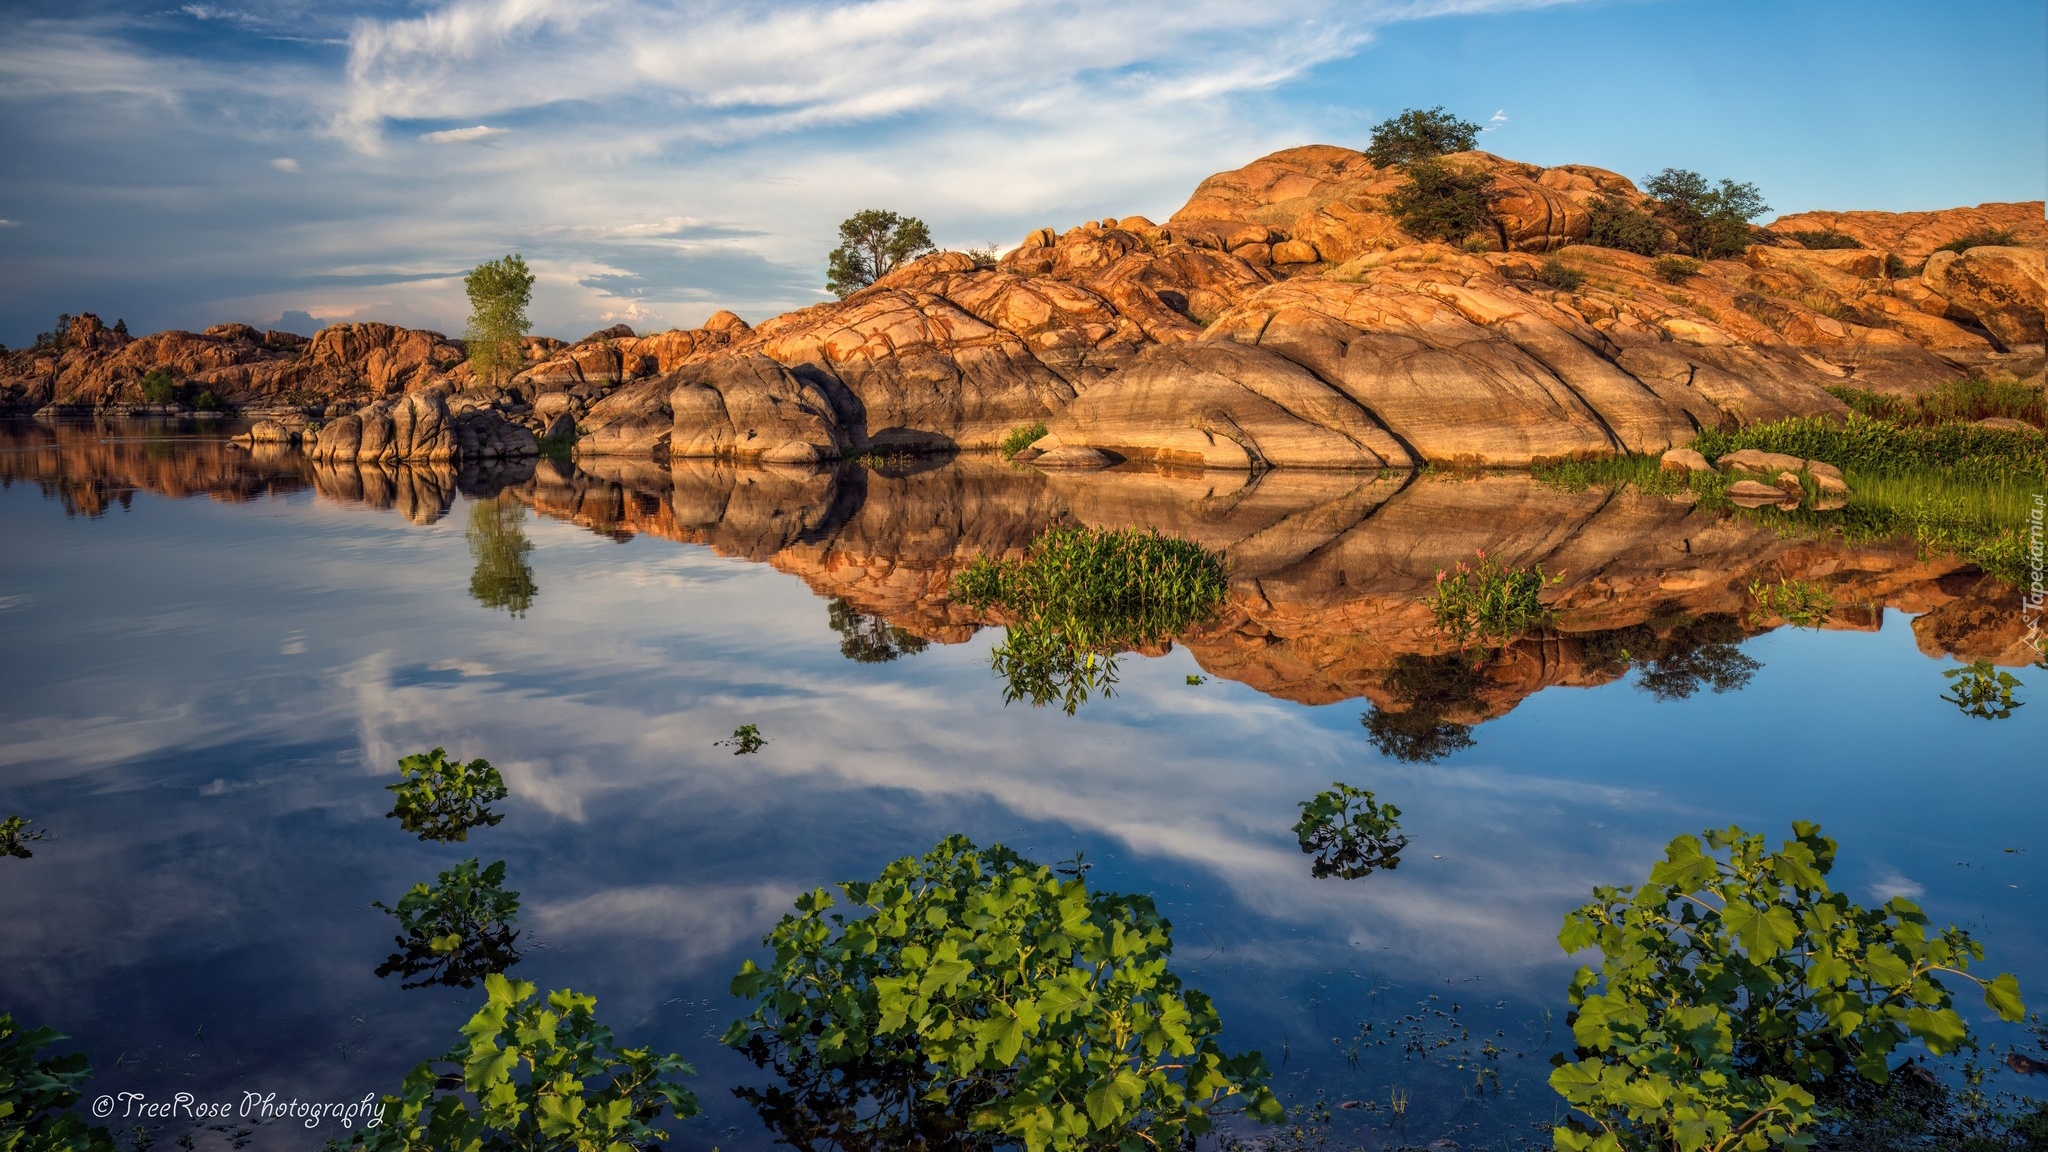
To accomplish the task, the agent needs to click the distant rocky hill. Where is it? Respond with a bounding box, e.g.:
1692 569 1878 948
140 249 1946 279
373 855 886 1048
4 145 2041 468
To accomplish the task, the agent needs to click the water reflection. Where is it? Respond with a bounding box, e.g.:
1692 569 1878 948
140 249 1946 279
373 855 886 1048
372 857 525 990
1942 659 2026 720
825 597 929 664
467 496 538 618
1361 654 1483 764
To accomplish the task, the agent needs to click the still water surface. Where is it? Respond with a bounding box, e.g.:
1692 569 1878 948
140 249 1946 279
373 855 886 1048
1 421 2041 1149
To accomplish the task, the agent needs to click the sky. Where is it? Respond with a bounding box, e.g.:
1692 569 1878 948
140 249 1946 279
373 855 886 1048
0 0 2042 346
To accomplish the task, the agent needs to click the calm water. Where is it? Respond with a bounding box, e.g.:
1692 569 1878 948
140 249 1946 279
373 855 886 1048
1 420 2042 1150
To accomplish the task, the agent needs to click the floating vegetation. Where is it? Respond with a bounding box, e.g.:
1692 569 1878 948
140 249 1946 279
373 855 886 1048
1942 659 2024 721
1292 783 1407 880
955 524 1229 715
1748 576 1835 629
372 857 523 989
466 495 537 618
724 836 1282 1152
1 814 50 860
385 747 510 843
717 724 768 755
1361 652 1482 763
826 597 930 664
1424 551 1563 650
1187 674 1208 686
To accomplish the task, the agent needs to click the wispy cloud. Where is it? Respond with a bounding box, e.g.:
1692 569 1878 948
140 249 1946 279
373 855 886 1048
270 156 299 171
419 124 509 144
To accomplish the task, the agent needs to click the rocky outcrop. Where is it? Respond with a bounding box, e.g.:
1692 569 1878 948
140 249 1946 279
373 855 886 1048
306 389 536 463
1921 246 2048 348
1767 201 2048 260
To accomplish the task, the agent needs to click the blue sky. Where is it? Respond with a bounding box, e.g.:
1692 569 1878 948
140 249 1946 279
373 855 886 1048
0 0 2041 345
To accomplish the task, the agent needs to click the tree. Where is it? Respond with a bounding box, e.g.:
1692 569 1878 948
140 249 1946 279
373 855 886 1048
463 254 534 387
1364 105 1482 167
826 210 935 298
1584 193 1667 255
827 597 930 663
467 496 537 618
1642 169 1769 260
1387 157 1499 245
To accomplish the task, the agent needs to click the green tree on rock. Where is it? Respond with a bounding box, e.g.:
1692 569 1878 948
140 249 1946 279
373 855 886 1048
1364 105 1482 167
464 254 535 388
1642 169 1769 260
827 210 935 298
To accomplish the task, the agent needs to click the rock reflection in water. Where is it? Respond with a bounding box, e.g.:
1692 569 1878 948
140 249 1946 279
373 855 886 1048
825 597 929 664
467 495 538 618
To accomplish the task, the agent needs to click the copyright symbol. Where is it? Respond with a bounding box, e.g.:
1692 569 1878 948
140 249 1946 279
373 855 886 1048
91 1096 114 1118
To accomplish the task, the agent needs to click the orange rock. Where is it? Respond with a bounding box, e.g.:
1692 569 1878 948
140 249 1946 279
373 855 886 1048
1768 201 2047 260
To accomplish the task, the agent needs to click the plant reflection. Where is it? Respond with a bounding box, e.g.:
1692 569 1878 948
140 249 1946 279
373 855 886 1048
467 495 537 617
1361 653 1481 763
1582 612 1763 701
372 857 523 990
1941 659 2024 720
1293 783 1407 880
384 747 510 843
826 598 930 664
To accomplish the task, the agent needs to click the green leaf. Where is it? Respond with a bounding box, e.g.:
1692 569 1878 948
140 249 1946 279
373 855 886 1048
1983 972 2025 1021
1724 901 1798 958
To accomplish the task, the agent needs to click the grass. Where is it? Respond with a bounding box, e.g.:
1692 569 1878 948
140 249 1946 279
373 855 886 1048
1536 259 1584 292
1424 551 1564 650
843 446 921 469
536 428 576 465
998 421 1049 457
1827 377 2045 429
1748 576 1835 629
1691 414 2046 484
1653 255 1701 284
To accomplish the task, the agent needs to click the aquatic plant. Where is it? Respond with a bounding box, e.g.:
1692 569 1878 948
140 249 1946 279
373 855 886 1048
467 496 538 618
0 1013 116 1152
955 524 1229 715
1690 413 2046 483
373 857 523 990
999 421 1050 457
352 973 698 1152
826 597 930 664
716 724 768 754
1942 659 2024 721
1292 784 1407 880
385 747 510 843
1425 551 1563 650
0 815 50 860
1827 376 2045 429
1551 822 2026 1152
724 835 1282 1152
1747 576 1834 629
1186 674 1206 686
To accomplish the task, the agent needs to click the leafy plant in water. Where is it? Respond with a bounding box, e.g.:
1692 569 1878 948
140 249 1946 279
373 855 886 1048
1292 784 1407 880
1000 421 1050 458
385 747 510 843
0 815 50 860
1941 659 2024 720
1425 551 1563 650
373 857 523 990
0 1013 117 1152
350 973 699 1152
1551 822 2026 1152
1185 674 1206 686
724 835 1282 1152
716 724 768 754
1747 577 1834 630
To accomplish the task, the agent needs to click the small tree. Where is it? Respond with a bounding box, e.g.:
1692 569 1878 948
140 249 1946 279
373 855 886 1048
137 369 179 404
1643 169 1769 260
1585 194 1667 255
1365 105 1482 167
464 254 535 388
1387 157 1498 244
826 210 935 298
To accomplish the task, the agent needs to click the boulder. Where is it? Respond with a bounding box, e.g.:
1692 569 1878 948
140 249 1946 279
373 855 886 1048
1726 479 1795 506
1975 416 2038 432
1660 447 1713 474
1272 239 1320 265
1030 445 1120 469
1773 470 1804 498
1922 247 2048 347
1716 449 1807 475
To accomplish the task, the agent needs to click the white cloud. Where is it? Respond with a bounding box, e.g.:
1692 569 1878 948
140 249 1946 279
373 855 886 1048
0 219 18 228
270 156 299 171
1869 873 1926 901
419 124 509 144
1486 107 1509 130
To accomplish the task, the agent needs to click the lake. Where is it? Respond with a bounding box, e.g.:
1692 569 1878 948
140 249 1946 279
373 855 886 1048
1 418 2041 1150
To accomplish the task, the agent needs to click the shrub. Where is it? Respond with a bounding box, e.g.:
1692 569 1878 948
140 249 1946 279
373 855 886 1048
1387 157 1497 244
1292 783 1406 879
1934 227 2021 255
1884 252 1915 278
724 836 1282 1152
0 1014 116 1152
191 389 220 411
1651 255 1700 284
1942 659 2024 720
1748 576 1835 629
1 813 51 859
30 313 76 352
1363 105 1481 167
999 420 1049 457
965 244 1002 269
1643 169 1769 259
1584 194 1666 255
1550 822 2025 1152
1424 550 1563 649
1536 258 1585 291
385 747 509 843
353 974 699 1151
373 857 523 989
715 724 767 754
137 369 178 404
1782 228 1862 249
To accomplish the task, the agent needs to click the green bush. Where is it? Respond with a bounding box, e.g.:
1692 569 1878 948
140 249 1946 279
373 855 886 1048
1292 783 1406 879
1424 550 1563 649
1000 421 1049 457
1651 255 1700 284
1537 258 1585 291
715 724 767 754
353 974 699 1152
1643 169 1769 259
372 857 523 989
1691 413 2046 482
1826 377 2045 428
1550 822 2025 1152
1584 194 1666 256
1748 576 1835 629
1 813 50 859
1363 105 1481 167
1942 659 2024 720
137 369 178 404
190 389 220 411
1934 227 2021 255
724 836 1281 1152
1387 157 1497 244
1782 229 1862 250
384 746 510 843
0 1014 116 1152
1884 252 1915 278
